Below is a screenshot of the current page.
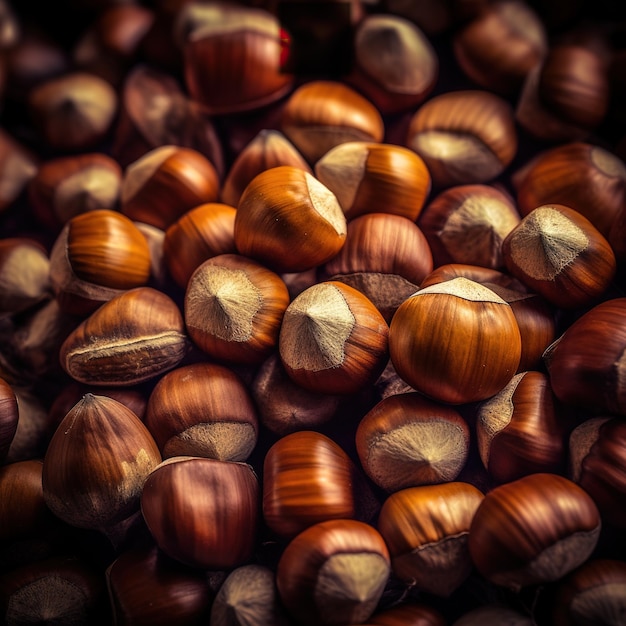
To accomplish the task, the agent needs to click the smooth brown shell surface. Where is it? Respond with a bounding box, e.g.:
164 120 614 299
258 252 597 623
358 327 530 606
468 473 601 591
389 277 521 404
59 286 189 386
141 456 259 570
263 430 356 538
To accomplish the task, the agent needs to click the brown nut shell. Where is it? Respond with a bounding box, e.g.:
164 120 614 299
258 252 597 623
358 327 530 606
28 152 122 231
279 280 389 395
234 165 347 273
145 362 258 461
281 80 384 164
263 430 356 538
544 297 626 415
476 371 566 484
569 417 626 528
163 202 237 289
468 473 601 591
59 286 189 386
0 459 51 541
121 145 220 230
141 456 259 570
29 71 118 152
502 204 616 309
221 129 311 208
418 184 520 269
276 519 390 626
389 277 521 404
184 253 290 365
314 142 431 222
453 0 547 95
421 263 556 373
106 543 214 626
356 392 470 492
347 14 438 114
552 558 626 626
378 482 484 596
42 393 162 534
406 90 517 188
514 142 626 238
180 4 293 115
320 212 433 322
54 209 151 290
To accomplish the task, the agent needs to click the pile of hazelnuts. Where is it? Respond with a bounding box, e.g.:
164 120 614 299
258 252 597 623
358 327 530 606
1 0 626 624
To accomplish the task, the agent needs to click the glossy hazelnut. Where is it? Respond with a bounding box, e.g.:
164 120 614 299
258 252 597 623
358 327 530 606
49 209 152 315
0 460 51 541
0 238 51 318
163 202 237 289
42 393 162 543
539 43 610 128
476 371 566 484
28 71 118 152
347 14 438 114
320 212 433 322
251 353 341 436
389 277 522 404
552 558 626 626
235 165 347 273
47 381 147 436
112 64 224 175
281 80 385 164
210 564 290 626
184 253 290 365
378 482 484 596
59 286 189 386
418 184 520 269
263 430 356 538
468 473 601 591
276 519 390 626
314 142 431 222
356 392 470 492
514 142 626 239
141 456 259 570
120 145 220 230
178 2 293 115
279 280 389 395
145 362 258 461
569 417 626 528
516 43 611 142
106 543 214 626
453 0 547 95
4 388 49 465
221 129 311 208
502 204 616 309
420 264 556 372
486 287 559 373
406 90 517 188
28 152 122 232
